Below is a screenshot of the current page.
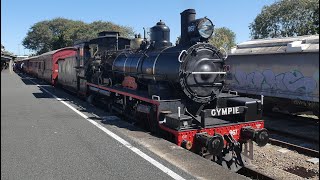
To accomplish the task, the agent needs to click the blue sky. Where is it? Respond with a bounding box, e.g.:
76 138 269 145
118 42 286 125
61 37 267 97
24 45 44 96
1 0 276 55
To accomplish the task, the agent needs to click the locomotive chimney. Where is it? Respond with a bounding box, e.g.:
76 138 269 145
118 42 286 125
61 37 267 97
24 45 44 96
180 9 196 45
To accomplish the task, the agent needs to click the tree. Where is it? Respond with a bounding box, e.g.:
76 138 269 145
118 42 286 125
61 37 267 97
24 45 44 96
249 0 319 39
22 20 52 54
209 27 236 50
88 21 134 38
175 27 236 51
23 18 134 55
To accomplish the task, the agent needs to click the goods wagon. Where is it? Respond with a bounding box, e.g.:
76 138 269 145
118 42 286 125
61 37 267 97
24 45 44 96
225 35 319 115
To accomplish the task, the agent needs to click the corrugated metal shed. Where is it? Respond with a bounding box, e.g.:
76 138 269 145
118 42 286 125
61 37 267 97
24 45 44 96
230 35 319 55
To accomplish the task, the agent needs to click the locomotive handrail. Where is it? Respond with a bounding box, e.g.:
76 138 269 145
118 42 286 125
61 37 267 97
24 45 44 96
151 95 161 101
205 58 224 62
213 83 223 86
191 72 227 74
228 90 238 95
219 47 228 59
178 50 187 62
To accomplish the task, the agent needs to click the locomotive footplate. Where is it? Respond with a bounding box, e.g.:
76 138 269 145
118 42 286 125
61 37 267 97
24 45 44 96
165 113 193 130
164 114 233 130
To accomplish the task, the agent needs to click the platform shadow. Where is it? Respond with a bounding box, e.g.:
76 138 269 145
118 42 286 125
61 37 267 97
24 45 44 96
16 72 151 135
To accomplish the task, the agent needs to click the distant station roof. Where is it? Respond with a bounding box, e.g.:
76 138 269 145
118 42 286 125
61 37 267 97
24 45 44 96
16 55 29 58
1 52 16 62
230 35 319 55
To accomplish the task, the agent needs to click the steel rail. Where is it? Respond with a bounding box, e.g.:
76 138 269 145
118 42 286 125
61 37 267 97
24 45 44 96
268 138 319 158
238 166 275 180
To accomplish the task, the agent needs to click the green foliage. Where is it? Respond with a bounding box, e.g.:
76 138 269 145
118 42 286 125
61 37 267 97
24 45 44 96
23 18 134 55
175 27 236 50
249 0 319 39
88 21 134 38
209 27 236 50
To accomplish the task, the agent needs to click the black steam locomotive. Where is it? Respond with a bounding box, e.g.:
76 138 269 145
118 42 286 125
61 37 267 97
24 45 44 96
20 9 269 172
87 9 226 113
80 9 269 171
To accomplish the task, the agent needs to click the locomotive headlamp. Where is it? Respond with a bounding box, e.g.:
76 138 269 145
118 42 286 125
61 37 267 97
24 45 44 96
198 18 214 38
188 17 214 40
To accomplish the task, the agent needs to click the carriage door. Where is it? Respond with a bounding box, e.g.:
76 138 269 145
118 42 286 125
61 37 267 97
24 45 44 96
52 59 59 85
76 47 82 92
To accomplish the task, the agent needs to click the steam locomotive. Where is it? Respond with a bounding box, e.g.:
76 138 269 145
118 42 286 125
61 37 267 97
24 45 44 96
17 9 269 172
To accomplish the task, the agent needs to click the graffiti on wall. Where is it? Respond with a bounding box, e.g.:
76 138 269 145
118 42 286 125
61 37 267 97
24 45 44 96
229 69 318 99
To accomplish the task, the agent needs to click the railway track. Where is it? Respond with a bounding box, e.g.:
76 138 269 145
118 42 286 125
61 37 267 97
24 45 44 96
238 137 319 179
267 128 319 144
238 166 275 180
268 138 319 158
264 112 319 125
266 123 319 157
263 112 319 152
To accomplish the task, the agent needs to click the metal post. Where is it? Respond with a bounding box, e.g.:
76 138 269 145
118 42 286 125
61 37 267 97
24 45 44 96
116 33 119 51
143 27 146 40
200 111 205 128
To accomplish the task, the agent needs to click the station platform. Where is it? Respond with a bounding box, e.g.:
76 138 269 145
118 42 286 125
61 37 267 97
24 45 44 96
1 70 247 180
